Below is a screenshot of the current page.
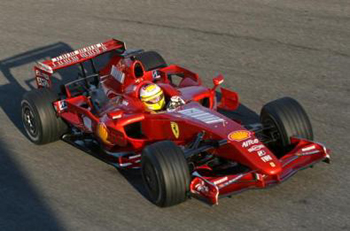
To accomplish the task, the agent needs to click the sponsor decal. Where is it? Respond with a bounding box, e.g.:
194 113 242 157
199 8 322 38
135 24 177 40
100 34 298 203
51 43 107 67
35 70 50 80
52 43 105 62
261 155 272 162
218 174 244 189
152 70 161 79
242 138 259 147
58 100 67 111
96 122 111 144
42 73 50 80
298 150 321 156
251 149 275 166
228 130 251 142
111 65 125 84
302 145 316 152
37 77 49 87
170 122 180 139
248 144 265 153
178 108 225 124
213 177 228 185
257 150 266 157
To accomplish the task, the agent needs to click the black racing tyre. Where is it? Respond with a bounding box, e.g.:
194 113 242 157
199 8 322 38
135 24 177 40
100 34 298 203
21 88 68 145
135 51 167 71
141 140 190 207
260 97 313 148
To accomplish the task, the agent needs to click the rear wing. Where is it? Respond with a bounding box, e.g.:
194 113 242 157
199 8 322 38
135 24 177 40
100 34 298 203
34 39 126 88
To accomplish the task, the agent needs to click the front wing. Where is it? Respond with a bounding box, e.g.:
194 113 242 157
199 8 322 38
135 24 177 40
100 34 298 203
190 137 330 205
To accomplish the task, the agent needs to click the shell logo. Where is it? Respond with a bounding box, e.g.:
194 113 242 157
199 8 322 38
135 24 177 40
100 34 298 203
96 122 112 145
228 130 251 142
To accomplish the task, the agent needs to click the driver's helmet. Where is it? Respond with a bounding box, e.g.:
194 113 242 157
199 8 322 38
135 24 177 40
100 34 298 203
140 83 165 111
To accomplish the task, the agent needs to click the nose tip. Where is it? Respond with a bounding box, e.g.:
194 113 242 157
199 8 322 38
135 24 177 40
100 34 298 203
261 162 282 175
268 166 282 175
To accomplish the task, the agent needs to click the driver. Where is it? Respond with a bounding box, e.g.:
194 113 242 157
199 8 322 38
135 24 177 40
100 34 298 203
140 83 166 112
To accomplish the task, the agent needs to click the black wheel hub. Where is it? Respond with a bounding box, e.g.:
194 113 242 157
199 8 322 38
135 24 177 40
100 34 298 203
143 162 159 198
22 105 37 137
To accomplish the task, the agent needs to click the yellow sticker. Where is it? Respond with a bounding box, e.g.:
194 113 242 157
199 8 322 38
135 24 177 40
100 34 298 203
171 122 180 139
96 122 112 145
228 130 251 142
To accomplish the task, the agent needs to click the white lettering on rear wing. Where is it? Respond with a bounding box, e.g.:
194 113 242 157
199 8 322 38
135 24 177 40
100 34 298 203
51 43 107 68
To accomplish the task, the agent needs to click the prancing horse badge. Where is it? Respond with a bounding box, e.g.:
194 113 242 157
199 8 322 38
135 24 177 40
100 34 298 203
170 122 180 139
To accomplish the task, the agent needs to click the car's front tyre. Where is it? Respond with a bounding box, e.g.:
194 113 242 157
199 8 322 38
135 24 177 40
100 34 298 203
260 97 313 149
141 140 190 207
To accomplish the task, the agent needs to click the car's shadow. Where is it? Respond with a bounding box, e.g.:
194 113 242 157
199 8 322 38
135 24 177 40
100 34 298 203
0 43 78 231
0 44 260 213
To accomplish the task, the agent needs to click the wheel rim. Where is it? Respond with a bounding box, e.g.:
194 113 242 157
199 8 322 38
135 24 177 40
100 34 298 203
143 161 160 200
22 104 38 138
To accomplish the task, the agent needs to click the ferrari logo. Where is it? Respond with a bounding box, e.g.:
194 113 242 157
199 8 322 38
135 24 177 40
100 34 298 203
171 122 180 139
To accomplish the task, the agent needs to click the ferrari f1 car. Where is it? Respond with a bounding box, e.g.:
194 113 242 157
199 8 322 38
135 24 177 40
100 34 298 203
21 39 330 207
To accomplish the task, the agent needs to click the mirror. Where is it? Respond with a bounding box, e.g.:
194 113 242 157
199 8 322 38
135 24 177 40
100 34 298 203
212 74 224 90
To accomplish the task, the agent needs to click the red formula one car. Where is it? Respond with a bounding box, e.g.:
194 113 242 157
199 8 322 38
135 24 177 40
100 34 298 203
21 39 330 207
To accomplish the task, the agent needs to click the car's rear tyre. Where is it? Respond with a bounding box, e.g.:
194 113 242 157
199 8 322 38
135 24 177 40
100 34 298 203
141 140 190 207
21 88 68 145
135 51 167 71
260 97 313 148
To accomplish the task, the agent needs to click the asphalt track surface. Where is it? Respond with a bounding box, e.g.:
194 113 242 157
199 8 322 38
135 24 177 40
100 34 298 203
0 1 349 230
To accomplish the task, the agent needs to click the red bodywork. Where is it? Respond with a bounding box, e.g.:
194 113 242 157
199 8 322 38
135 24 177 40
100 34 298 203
34 39 330 205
